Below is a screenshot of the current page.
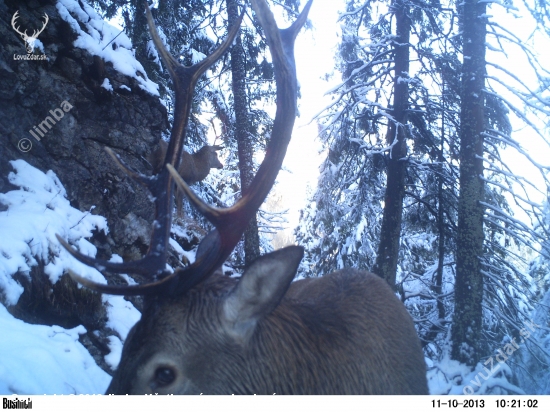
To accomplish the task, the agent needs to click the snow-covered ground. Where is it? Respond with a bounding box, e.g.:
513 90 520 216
0 304 109 394
0 159 545 395
0 0 186 394
0 160 141 394
0 0 161 393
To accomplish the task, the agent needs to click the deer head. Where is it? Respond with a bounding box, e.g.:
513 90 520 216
11 11 49 54
147 141 223 217
148 141 223 183
57 0 428 394
194 145 224 176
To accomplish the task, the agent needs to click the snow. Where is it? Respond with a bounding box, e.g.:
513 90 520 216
515 286 550 394
0 160 108 303
427 351 525 395
0 0 167 392
56 0 159 96
104 296 140 343
0 160 140 394
0 305 109 394
190 48 207 64
103 296 140 371
101 78 113 92
2 0 549 396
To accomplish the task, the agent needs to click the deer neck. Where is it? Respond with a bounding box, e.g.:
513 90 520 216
191 150 211 182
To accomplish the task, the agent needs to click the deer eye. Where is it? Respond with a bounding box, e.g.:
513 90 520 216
154 366 176 387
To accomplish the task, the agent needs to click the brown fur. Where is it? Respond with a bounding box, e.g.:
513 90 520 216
106 247 428 395
89 0 426 396
148 140 223 216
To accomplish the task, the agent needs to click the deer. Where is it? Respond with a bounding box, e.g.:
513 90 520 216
57 0 428 395
148 140 223 216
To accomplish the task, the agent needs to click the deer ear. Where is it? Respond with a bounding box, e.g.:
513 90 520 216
223 246 303 340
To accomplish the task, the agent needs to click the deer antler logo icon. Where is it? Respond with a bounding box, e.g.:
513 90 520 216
11 11 49 54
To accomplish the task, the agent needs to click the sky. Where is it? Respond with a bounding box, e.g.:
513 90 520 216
480 3 550 227
269 0 343 236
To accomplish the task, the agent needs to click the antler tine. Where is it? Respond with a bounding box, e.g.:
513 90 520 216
66 268 177 295
166 0 313 295
58 2 245 292
33 13 49 37
56 234 157 275
105 147 151 186
167 164 223 225
145 3 244 182
11 11 25 37
177 0 312 224
146 4 244 91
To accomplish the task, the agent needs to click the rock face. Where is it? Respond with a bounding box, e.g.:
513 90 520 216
0 0 168 373
0 0 167 260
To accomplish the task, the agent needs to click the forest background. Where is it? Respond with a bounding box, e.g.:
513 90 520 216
1 0 550 395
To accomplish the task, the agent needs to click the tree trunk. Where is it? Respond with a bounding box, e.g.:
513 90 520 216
451 0 487 366
226 0 261 267
373 0 410 287
423 118 448 346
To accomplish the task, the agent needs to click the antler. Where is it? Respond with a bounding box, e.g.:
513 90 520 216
11 11 26 38
11 11 49 39
31 13 49 38
59 0 312 296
